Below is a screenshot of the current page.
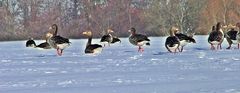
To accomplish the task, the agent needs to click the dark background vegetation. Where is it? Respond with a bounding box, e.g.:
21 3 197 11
0 0 239 41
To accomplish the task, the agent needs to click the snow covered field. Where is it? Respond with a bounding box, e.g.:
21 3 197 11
1 35 240 93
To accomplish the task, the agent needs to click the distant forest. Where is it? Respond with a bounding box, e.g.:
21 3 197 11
0 0 239 41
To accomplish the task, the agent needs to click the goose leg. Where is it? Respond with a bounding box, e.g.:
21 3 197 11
59 49 63 56
180 47 184 52
226 38 232 49
210 44 215 50
57 48 61 56
138 46 141 52
174 49 177 53
177 47 181 52
226 44 232 49
238 44 240 49
217 45 220 50
138 46 144 52
57 48 62 56
216 44 221 50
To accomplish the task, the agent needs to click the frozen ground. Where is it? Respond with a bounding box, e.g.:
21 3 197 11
1 36 240 93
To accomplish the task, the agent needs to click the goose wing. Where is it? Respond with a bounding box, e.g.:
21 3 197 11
129 34 150 45
226 30 238 40
165 36 180 47
175 33 196 43
51 35 70 44
208 31 223 42
26 40 36 47
100 34 112 42
111 37 121 43
36 42 51 49
85 44 102 53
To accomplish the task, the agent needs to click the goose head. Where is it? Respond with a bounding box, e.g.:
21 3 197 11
28 37 34 40
169 27 179 36
128 27 136 35
82 31 92 37
228 24 236 30
107 29 114 33
49 24 58 36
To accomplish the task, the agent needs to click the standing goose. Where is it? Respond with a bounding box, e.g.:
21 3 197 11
26 38 36 48
128 27 150 52
208 22 224 50
225 24 238 49
175 32 196 52
83 31 103 54
165 27 180 53
100 29 114 46
46 24 70 56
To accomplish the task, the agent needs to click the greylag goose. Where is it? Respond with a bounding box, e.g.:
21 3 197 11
208 22 224 50
128 27 150 52
83 31 103 54
225 24 238 49
46 24 70 56
175 32 196 52
165 27 180 53
26 38 36 47
100 29 114 46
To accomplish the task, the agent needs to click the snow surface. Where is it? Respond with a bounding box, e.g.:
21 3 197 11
1 36 240 93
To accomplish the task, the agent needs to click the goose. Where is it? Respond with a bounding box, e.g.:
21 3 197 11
26 38 36 48
46 24 70 56
175 32 196 52
225 24 238 49
208 22 224 50
128 27 150 52
83 31 103 54
100 29 114 46
165 27 180 53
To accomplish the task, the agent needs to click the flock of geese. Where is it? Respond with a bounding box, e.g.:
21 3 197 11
26 22 240 56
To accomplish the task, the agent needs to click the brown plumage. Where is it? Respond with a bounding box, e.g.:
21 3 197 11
208 22 224 50
83 31 103 54
100 29 114 46
165 27 180 53
225 24 239 49
128 27 150 52
46 24 70 56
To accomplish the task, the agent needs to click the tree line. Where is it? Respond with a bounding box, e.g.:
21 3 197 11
0 0 239 41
